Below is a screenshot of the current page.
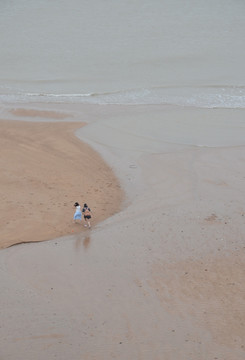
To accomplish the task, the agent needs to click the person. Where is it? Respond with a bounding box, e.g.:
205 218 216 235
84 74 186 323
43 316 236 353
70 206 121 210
73 202 82 223
82 203 92 228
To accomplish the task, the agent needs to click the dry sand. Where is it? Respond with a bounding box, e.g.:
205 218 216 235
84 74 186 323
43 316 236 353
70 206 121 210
0 104 245 360
0 117 122 248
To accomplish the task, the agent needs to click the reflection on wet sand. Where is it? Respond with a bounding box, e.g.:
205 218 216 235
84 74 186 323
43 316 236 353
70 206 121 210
83 236 91 250
74 235 82 250
74 235 91 251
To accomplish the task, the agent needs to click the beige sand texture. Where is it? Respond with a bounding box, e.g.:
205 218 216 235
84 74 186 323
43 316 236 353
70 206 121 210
0 104 245 360
0 118 122 248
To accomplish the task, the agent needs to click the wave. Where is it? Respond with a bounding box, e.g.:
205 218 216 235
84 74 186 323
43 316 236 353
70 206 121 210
0 85 245 108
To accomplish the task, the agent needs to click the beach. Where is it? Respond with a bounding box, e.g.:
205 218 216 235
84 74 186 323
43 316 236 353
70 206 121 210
0 117 122 249
0 103 245 359
1 0 245 358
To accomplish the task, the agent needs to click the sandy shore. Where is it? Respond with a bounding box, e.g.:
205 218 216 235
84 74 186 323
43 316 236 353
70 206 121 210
0 117 122 248
0 104 245 360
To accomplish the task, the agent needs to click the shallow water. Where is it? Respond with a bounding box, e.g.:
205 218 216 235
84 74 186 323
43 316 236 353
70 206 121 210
0 0 245 107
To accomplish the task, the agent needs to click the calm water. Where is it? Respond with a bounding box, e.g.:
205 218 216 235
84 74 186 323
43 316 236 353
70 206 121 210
0 0 245 107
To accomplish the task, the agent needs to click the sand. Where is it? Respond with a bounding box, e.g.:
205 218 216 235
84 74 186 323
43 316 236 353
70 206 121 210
0 104 245 360
0 117 122 248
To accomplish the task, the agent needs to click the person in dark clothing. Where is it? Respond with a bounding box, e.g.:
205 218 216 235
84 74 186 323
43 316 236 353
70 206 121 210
82 203 92 228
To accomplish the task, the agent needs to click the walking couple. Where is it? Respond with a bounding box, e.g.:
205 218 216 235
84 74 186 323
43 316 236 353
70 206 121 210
73 202 92 228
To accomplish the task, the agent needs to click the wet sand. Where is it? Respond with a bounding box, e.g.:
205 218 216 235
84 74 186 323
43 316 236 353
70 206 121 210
0 104 245 360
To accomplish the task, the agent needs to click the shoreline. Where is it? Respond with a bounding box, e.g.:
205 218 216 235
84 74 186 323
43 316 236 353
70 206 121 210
1 103 245 359
0 118 123 249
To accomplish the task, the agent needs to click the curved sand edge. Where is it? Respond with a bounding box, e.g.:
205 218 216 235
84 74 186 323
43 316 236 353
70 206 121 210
0 119 123 249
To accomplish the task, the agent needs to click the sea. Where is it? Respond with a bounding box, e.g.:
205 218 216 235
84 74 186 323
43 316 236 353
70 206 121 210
0 0 245 109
